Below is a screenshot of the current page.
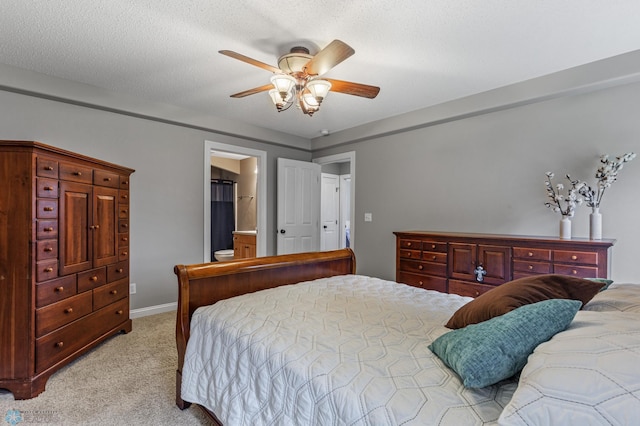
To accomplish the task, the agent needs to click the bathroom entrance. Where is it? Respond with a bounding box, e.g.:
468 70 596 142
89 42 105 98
203 141 266 262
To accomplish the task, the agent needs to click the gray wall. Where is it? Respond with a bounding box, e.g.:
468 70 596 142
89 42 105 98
314 81 640 283
0 90 310 310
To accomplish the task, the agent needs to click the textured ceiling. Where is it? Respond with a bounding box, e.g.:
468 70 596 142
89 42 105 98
2 0 640 139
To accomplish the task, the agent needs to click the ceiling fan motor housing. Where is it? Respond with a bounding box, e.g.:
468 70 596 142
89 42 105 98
278 46 313 76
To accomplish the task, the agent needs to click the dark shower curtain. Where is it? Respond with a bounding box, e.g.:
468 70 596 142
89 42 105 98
211 179 235 261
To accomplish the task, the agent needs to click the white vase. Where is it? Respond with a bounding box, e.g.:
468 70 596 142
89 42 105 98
559 216 571 239
590 207 602 240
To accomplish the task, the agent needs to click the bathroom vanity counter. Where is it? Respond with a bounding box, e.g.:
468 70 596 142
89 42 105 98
233 231 256 258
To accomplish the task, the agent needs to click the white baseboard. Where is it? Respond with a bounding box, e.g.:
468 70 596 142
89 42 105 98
130 302 177 319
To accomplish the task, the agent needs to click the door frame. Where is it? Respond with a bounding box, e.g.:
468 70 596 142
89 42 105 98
313 151 355 250
204 140 267 261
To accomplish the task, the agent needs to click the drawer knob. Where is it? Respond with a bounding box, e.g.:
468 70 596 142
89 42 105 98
44 206 54 211
475 291 480 297
117 268 123 273
528 252 533 257
90 276 98 281
116 310 124 315
122 181 128 185
432 255 437 260
528 265 533 270
406 252 411 257
64 307 73 314
44 186 54 191
104 177 112 181
121 251 128 256
571 255 578 260
418 265 423 270
55 341 64 348
572 270 578 275
44 247 53 252
407 242 412 247
44 227 54 232
111 290 118 295
121 237 128 241
431 244 436 249
45 166 54 171
55 286 64 292
44 267 53 272
121 194 128 199
419 281 423 285
74 171 82 176
122 223 128 228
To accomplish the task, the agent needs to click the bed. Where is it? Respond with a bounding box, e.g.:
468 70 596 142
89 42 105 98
174 248 640 425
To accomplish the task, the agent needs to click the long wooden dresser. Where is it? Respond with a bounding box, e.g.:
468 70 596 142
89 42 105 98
0 141 134 399
394 231 615 298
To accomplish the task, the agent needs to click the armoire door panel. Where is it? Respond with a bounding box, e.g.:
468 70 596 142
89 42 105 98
93 186 119 267
59 181 92 275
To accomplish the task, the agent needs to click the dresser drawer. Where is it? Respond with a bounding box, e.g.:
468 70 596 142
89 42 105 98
36 239 58 260
398 272 447 292
77 267 107 293
513 260 552 274
422 251 447 263
118 205 129 219
35 298 129 373
36 157 58 178
107 261 129 282
553 264 598 278
59 162 92 184
93 169 120 188
36 275 77 308
118 247 129 261
118 233 129 247
119 190 129 206
118 220 129 233
36 220 58 240
93 278 128 310
36 199 58 219
36 178 58 198
449 279 495 298
398 239 421 250
119 176 131 189
422 241 447 253
36 259 58 282
554 250 598 265
35 291 93 337
399 249 421 260
399 259 447 276
513 247 551 261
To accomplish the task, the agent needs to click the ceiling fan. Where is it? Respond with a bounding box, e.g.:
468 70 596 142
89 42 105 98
219 40 380 116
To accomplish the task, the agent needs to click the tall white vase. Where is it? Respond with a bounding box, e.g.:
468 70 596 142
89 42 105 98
590 207 602 240
560 216 571 239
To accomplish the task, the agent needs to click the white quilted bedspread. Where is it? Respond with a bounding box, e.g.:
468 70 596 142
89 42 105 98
181 275 518 425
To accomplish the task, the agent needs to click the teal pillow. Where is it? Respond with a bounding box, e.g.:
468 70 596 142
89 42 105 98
586 277 614 291
429 299 581 388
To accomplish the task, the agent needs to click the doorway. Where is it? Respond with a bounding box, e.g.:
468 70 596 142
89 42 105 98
313 151 355 250
203 141 267 262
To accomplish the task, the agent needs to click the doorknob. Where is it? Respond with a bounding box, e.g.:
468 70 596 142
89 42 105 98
323 225 328 229
280 229 286 234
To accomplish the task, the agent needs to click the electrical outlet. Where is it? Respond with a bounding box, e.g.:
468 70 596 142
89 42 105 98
130 283 136 294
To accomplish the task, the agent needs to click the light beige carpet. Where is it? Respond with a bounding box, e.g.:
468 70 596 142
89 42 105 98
0 311 211 425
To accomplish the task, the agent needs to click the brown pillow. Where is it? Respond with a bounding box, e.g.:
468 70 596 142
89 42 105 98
445 274 604 329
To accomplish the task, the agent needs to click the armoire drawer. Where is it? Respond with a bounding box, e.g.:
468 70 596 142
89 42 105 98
93 278 128 310
448 279 496 298
35 291 93 337
35 298 129 373
36 275 77 308
398 272 447 292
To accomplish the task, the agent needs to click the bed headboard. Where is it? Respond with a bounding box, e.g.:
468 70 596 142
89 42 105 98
173 248 356 410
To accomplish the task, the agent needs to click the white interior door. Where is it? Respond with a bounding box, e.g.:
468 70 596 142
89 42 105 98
277 158 321 254
321 173 340 251
340 174 351 248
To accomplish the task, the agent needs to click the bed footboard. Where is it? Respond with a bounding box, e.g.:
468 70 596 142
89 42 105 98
174 248 356 411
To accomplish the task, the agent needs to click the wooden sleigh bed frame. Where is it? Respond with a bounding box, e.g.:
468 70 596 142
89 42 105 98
173 248 356 424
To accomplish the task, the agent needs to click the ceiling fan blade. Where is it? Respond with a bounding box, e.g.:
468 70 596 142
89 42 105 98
219 50 282 74
304 40 355 76
325 78 380 99
230 84 273 98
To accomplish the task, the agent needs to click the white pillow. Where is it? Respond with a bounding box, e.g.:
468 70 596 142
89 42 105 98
499 311 640 425
583 283 640 313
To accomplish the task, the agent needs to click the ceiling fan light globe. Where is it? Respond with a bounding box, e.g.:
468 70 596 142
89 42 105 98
306 79 332 103
277 49 313 74
270 74 296 99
